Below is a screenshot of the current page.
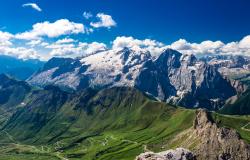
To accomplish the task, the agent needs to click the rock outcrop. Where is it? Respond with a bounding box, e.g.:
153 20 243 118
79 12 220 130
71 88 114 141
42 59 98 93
193 109 250 160
229 78 248 94
136 109 250 160
135 148 196 160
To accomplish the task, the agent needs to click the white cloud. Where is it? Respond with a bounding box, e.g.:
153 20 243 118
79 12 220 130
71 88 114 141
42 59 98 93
79 42 107 54
0 31 13 40
49 46 79 57
2 21 250 61
26 39 51 47
112 36 166 56
0 31 13 46
169 36 250 56
86 28 94 34
55 38 76 44
172 39 225 55
15 19 85 40
22 3 42 12
170 39 191 51
0 45 40 60
112 36 250 57
46 43 75 49
40 42 49 47
26 39 42 47
83 12 93 19
0 31 40 59
239 35 250 49
90 13 116 28
48 41 106 58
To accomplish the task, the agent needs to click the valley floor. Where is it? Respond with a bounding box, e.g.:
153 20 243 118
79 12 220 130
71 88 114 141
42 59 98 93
0 111 250 160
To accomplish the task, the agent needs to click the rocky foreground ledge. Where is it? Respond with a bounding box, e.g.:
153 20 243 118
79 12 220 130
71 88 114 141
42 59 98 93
136 109 250 160
136 148 195 160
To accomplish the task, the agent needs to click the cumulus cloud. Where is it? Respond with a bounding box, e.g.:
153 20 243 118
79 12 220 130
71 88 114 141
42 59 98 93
90 13 116 28
239 35 250 49
0 27 105 60
49 45 78 57
169 35 250 56
78 42 107 54
0 31 40 59
0 31 13 46
112 36 250 57
0 42 40 59
2 21 250 60
55 38 76 44
15 19 85 40
26 39 42 47
170 39 224 55
25 39 51 48
83 12 93 19
48 41 106 58
22 3 42 12
112 36 166 56
46 43 75 49
0 46 40 59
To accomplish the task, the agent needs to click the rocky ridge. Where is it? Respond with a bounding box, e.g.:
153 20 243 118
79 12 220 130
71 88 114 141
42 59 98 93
170 109 250 159
135 148 195 160
193 109 250 159
136 109 250 160
202 55 250 82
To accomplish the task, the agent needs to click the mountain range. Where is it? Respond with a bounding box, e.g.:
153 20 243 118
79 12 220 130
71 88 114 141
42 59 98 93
28 48 249 111
0 55 44 80
0 48 250 160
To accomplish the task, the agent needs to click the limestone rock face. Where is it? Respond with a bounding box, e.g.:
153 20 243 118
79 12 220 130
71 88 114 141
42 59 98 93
137 109 250 160
135 148 196 160
193 109 250 160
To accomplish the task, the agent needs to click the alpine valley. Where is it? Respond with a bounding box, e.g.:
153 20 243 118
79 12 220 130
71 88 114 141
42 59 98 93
0 48 250 160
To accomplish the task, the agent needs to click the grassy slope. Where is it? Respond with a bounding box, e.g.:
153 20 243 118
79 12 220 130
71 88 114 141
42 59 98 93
0 86 249 160
220 89 250 115
0 87 196 160
212 112 250 143
0 74 31 127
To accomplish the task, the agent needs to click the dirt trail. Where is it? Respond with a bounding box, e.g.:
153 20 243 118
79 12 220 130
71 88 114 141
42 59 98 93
241 122 250 131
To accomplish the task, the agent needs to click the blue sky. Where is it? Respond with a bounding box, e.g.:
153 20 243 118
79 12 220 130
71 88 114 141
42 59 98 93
0 0 250 60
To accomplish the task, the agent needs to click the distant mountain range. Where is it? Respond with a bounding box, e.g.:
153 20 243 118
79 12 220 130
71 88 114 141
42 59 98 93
201 54 250 80
0 55 44 80
28 48 250 110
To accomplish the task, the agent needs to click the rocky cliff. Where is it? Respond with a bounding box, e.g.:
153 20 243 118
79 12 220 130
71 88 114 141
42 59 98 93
137 109 250 160
192 109 250 159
